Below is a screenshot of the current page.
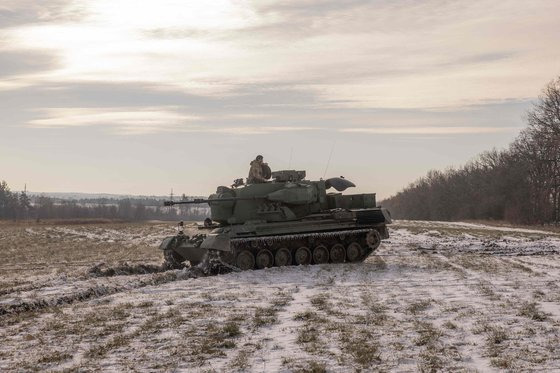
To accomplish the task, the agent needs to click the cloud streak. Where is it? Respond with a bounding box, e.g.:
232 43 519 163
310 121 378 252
26 107 318 135
25 105 519 136
340 126 516 135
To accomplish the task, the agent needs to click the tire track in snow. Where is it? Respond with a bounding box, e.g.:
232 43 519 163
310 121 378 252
0 262 167 298
250 285 318 371
0 269 201 317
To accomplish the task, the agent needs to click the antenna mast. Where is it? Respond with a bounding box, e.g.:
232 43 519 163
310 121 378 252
322 141 336 178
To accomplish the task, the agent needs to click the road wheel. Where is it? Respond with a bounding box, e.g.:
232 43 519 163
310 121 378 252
313 245 329 264
330 244 345 263
346 242 363 262
236 250 255 270
256 249 274 269
294 246 312 265
366 229 381 250
275 248 292 266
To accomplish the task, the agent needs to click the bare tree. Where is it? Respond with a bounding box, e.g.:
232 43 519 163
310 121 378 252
383 76 560 225
518 77 560 223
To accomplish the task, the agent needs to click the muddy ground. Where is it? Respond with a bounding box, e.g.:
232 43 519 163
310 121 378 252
1 220 560 372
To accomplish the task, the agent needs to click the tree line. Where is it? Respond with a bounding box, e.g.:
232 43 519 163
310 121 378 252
382 77 560 225
0 183 209 221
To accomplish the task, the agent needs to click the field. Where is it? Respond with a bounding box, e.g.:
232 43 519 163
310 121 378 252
1 220 560 372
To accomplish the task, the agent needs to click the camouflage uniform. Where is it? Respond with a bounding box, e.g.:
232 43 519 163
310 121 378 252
248 158 267 184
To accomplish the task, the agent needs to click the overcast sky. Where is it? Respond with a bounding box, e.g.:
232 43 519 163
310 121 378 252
1 0 559 199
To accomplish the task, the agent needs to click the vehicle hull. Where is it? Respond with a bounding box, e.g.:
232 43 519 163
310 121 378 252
160 207 391 270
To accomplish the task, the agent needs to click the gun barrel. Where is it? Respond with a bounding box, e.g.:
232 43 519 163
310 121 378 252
164 196 259 206
164 198 210 206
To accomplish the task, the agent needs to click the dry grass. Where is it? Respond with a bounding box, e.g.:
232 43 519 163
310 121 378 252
0 221 175 282
294 310 321 322
297 325 320 344
222 321 241 337
414 321 441 347
407 299 433 314
3 220 560 371
282 358 327 373
518 301 549 321
85 334 130 358
252 291 293 328
231 349 250 370
418 347 444 372
452 255 504 273
310 294 329 311
339 329 381 367
253 306 278 327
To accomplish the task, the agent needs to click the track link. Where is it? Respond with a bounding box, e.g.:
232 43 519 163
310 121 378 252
227 228 381 270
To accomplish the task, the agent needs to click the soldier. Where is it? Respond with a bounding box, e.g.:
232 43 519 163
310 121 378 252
247 155 268 184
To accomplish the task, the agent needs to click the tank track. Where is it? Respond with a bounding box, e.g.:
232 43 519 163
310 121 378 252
166 228 383 272
223 228 382 271
201 250 242 275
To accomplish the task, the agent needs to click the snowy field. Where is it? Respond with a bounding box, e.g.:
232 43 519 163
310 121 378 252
1 220 560 372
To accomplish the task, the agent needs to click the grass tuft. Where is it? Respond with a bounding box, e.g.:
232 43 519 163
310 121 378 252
297 325 319 344
407 299 432 314
310 294 329 311
339 330 381 367
518 302 548 321
222 322 241 337
253 306 278 327
414 322 441 346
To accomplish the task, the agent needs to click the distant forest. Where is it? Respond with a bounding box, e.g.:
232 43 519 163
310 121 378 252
0 184 209 221
382 77 560 225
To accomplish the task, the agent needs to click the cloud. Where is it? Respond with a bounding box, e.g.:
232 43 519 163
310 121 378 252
4 0 558 109
0 78 531 138
27 107 197 129
340 126 516 135
26 106 317 135
0 49 59 78
0 80 320 115
254 0 370 17
0 1 85 28
2 0 558 201
24 104 519 136
0 0 554 136
142 27 213 40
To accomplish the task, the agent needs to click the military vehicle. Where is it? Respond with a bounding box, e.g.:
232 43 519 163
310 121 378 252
159 169 391 270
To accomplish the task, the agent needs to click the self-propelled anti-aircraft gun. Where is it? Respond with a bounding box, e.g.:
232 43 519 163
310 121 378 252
159 169 391 270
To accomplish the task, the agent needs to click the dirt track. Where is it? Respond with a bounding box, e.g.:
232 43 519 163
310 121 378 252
1 221 560 372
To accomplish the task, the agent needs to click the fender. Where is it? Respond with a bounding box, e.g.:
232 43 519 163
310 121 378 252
159 236 177 251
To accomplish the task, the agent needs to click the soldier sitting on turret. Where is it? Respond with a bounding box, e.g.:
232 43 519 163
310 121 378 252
247 155 268 184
